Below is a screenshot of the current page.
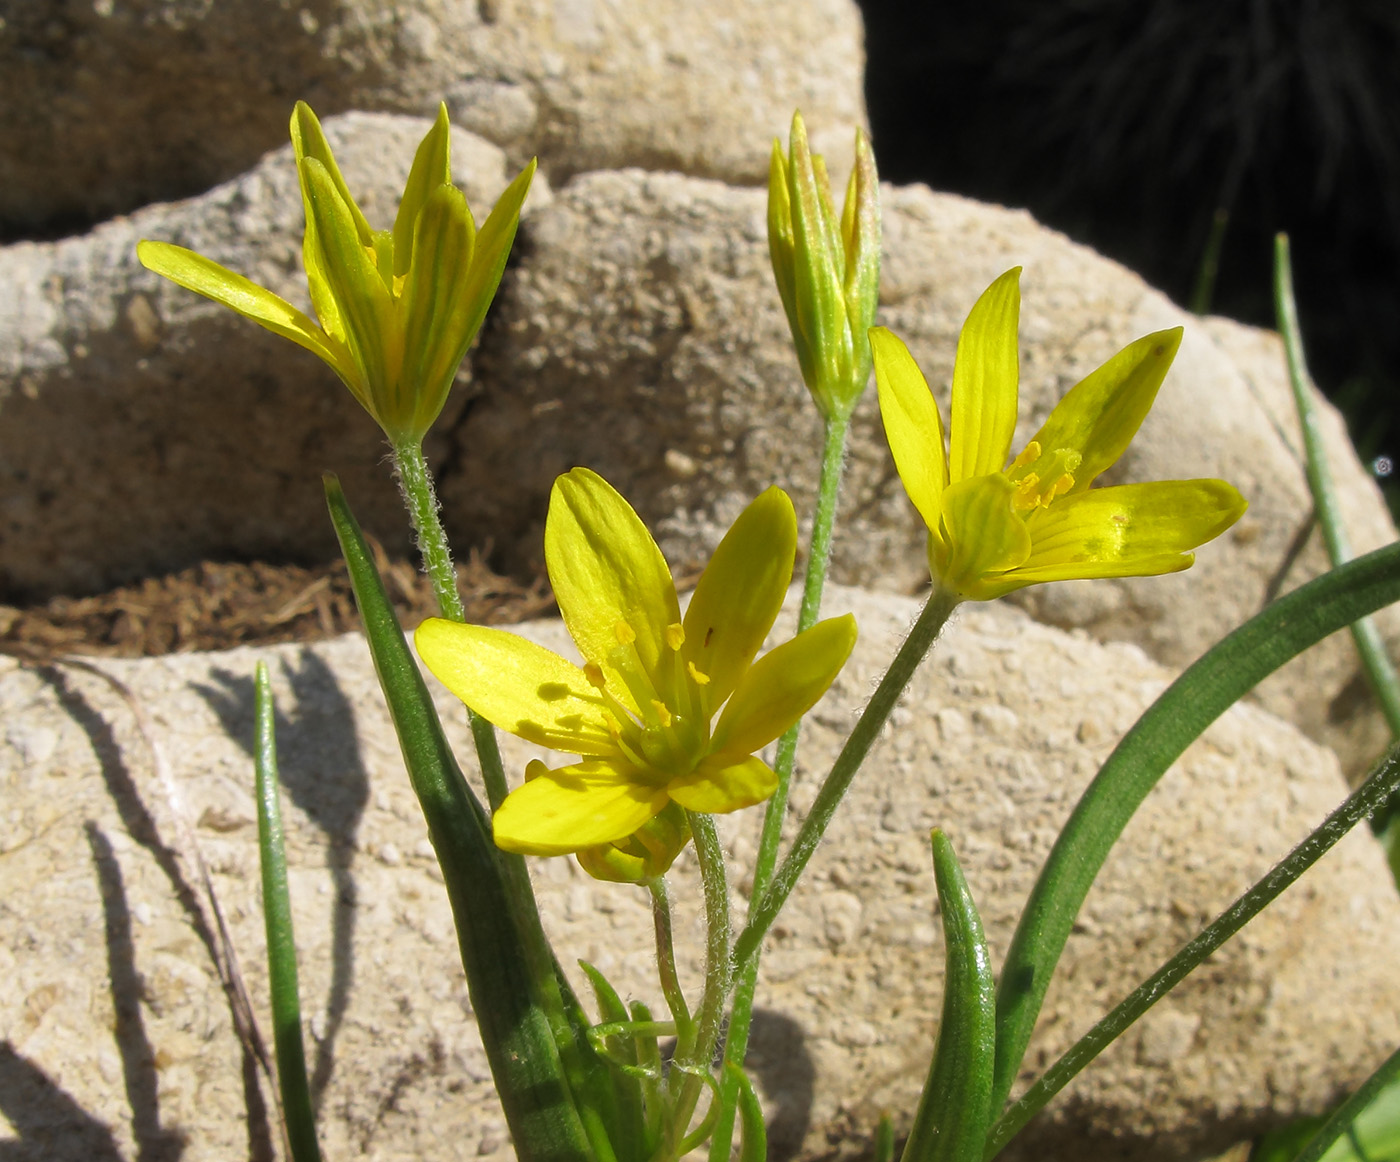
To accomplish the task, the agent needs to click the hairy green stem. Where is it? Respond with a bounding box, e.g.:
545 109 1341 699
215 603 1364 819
984 742 1400 1158
708 412 850 1161
647 878 693 1055
1274 234 1400 739
734 586 961 976
391 440 510 811
667 813 731 1159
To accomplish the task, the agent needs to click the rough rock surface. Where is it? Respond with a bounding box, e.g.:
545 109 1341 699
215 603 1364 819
3 130 1395 773
3 585 1398 1161
0 0 865 235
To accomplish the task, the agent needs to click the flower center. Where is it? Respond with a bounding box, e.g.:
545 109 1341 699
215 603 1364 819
1006 440 1082 512
591 618 710 781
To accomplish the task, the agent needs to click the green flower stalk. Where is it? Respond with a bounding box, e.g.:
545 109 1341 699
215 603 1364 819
768 111 881 420
138 101 536 447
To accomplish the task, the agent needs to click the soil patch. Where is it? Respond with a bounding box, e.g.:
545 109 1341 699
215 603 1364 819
0 544 556 661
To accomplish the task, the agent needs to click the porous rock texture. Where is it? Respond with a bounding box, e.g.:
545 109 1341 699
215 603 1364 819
8 122 1390 772
3 585 1398 1161
0 0 864 235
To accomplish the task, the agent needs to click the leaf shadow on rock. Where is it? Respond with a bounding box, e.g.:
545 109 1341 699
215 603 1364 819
0 1040 124 1162
37 665 276 1162
86 820 186 1162
193 648 369 1108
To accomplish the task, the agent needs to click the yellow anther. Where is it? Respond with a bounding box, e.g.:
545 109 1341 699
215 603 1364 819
687 661 711 686
651 700 673 727
614 619 637 646
1050 472 1075 501
665 622 686 650
1012 473 1042 512
583 662 607 689
1010 440 1041 473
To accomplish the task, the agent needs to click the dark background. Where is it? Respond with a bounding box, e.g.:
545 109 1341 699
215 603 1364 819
858 0 1400 514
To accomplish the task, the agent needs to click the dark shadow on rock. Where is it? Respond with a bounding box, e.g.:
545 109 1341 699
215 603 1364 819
38 666 275 1162
747 1009 815 1162
194 647 369 1107
0 1042 124 1162
86 821 186 1162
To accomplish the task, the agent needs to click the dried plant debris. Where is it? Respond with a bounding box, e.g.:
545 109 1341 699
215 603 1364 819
0 544 555 660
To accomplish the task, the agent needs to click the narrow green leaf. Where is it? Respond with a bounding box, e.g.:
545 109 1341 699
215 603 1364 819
985 743 1400 1157
991 542 1400 1119
731 1063 768 1162
254 662 322 1162
903 831 996 1162
324 474 595 1162
1288 1043 1400 1162
874 1114 895 1162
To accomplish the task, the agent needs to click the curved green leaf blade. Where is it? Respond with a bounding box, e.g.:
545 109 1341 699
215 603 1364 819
324 474 594 1162
992 542 1400 1118
903 830 996 1162
254 662 322 1162
985 743 1400 1157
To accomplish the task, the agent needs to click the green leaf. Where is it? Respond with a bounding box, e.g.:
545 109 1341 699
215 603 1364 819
324 474 595 1162
254 662 322 1162
902 831 996 1162
731 1063 768 1162
991 542 1400 1120
1285 1044 1400 1162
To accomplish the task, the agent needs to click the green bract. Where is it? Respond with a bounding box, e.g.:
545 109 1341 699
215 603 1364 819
415 468 858 865
872 268 1248 601
769 111 881 420
137 101 535 447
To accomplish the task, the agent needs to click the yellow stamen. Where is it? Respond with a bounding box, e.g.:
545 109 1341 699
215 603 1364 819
651 700 673 727
614 620 637 646
583 662 607 689
1010 440 1041 473
687 661 711 686
665 623 685 650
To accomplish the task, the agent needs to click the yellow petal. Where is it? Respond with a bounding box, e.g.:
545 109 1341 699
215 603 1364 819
545 469 681 707
301 158 403 432
667 754 777 814
290 102 374 246
135 241 352 377
414 618 617 756
454 159 536 364
767 138 799 348
1026 328 1182 492
936 474 1031 597
871 327 948 541
400 184 477 438
492 760 669 855
392 102 454 280
949 268 1021 482
709 614 857 756
1011 479 1248 587
682 486 797 714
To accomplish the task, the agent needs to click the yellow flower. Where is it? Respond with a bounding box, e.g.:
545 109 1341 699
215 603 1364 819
137 101 535 447
871 268 1247 601
768 111 881 420
415 468 858 860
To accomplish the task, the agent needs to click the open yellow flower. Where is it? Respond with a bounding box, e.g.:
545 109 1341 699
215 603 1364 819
415 468 858 860
138 101 535 447
872 268 1247 601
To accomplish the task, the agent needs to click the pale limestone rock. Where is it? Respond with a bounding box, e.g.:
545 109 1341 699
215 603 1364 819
0 0 865 233
2 586 1397 1161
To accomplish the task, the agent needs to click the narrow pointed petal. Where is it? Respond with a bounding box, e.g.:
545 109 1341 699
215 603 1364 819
709 613 857 756
682 487 797 713
289 102 374 245
136 241 352 375
415 618 617 756
455 159 534 359
937 474 1031 597
1028 328 1183 491
492 760 669 855
1017 479 1247 577
301 158 401 426
948 268 1021 482
872 327 948 536
545 468 681 698
667 754 777 814
393 102 453 279
767 140 801 358
788 114 846 397
400 184 477 436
